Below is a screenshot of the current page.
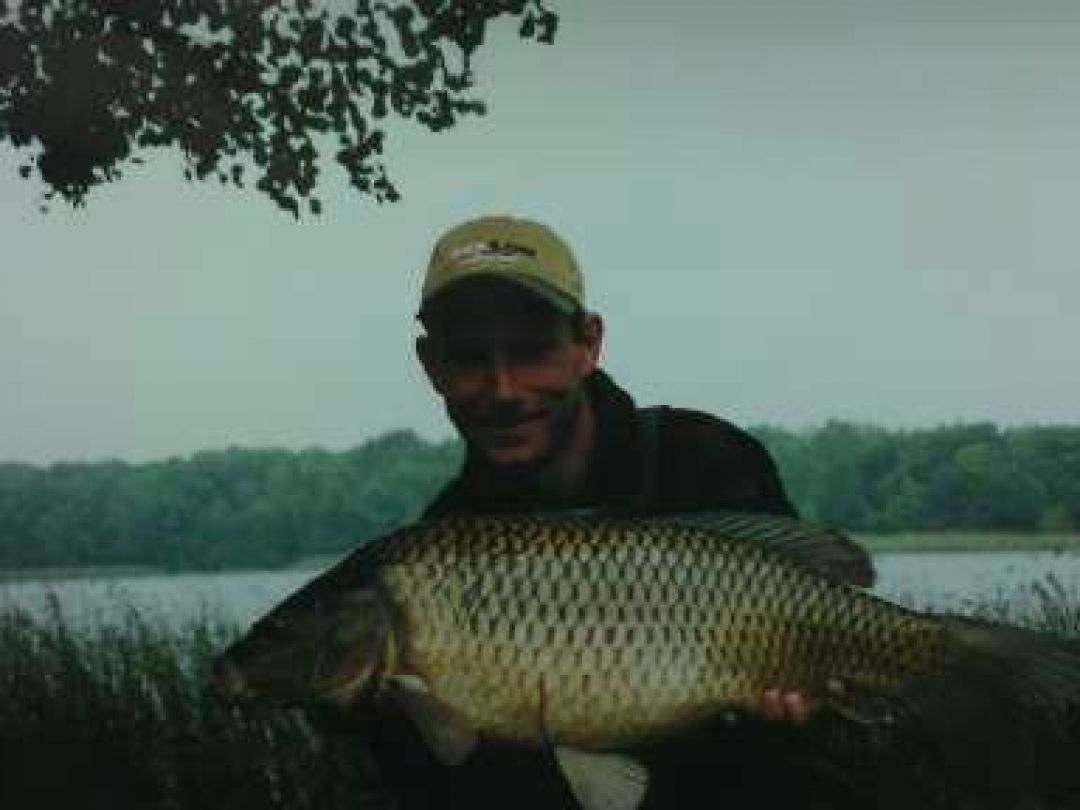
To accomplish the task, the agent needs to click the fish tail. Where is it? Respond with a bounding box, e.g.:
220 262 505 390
941 616 1080 718
909 617 1080 809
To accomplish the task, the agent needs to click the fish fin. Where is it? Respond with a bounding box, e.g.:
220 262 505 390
553 747 648 810
922 616 1080 731
658 510 874 587
387 674 478 765
895 616 1080 809
487 509 874 587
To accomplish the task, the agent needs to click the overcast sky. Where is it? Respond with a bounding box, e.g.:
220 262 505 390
3 0 1080 464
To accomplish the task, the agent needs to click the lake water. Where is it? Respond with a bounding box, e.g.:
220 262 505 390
3 550 1078 633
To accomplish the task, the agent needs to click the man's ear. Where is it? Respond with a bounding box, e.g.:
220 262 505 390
416 335 447 394
578 313 604 373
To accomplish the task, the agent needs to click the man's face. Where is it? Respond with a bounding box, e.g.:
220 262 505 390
418 283 602 470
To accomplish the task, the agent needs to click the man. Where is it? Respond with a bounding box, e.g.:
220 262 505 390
415 214 797 523
367 214 855 809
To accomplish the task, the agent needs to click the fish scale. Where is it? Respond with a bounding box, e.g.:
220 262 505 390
370 514 944 748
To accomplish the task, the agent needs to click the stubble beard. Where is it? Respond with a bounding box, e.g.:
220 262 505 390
456 387 585 480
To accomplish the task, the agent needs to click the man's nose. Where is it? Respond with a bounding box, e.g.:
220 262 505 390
485 355 516 398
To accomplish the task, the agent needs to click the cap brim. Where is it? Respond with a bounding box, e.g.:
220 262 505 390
419 272 580 319
506 275 579 314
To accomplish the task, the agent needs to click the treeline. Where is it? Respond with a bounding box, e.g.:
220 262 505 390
759 421 1079 533
0 431 461 570
0 422 1077 571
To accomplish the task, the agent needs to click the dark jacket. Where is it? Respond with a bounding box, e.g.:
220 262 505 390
366 370 816 809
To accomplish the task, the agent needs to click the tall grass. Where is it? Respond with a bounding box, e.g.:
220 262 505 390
2 583 1078 810
0 596 380 810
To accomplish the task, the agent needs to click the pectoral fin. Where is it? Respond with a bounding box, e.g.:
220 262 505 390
554 747 649 810
387 674 478 765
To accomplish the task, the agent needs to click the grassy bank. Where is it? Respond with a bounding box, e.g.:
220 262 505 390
2 588 1079 810
0 565 165 581
0 599 380 810
857 532 1080 554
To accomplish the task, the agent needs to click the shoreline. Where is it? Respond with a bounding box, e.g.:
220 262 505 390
0 534 1078 581
856 532 1080 554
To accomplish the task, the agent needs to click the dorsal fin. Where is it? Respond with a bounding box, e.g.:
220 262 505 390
657 511 875 587
363 509 874 588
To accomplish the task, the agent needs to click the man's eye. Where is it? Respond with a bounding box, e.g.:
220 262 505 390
507 341 557 364
439 339 560 367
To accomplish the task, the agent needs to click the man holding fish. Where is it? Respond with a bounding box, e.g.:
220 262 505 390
213 215 1080 810
369 214 853 808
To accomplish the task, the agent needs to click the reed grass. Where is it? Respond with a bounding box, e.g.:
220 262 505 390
0 595 380 810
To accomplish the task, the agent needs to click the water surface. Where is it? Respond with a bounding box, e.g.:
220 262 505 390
2 550 1078 631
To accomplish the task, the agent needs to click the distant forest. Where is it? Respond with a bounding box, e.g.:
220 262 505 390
0 422 1077 570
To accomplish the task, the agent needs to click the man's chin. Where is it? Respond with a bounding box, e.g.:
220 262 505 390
469 422 549 468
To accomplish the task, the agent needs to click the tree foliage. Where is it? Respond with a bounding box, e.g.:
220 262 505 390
755 421 1080 533
0 430 462 569
0 0 557 215
0 422 1078 571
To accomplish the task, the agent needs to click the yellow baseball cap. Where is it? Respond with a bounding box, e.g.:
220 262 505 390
419 215 585 315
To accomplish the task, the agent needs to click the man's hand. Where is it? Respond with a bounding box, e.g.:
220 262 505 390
760 679 844 725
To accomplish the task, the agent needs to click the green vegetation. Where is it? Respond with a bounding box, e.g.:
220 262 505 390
2 586 1077 810
1 1 557 215
0 421 1078 571
857 533 1080 554
0 599 376 810
0 430 461 570
758 421 1080 533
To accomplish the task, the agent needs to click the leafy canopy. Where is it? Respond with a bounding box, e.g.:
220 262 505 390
0 0 557 216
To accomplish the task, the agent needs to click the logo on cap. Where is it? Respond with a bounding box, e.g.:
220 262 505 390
448 240 539 266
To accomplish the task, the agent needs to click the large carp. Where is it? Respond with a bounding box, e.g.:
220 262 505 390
212 511 1080 810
